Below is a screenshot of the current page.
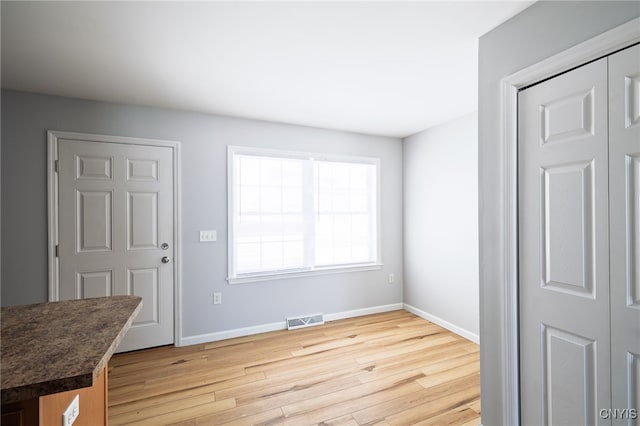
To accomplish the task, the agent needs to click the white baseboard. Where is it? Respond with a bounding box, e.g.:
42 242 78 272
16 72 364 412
403 303 480 344
178 302 404 347
178 321 286 346
324 303 403 322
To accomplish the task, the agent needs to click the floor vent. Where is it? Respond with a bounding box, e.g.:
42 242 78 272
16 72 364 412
286 314 325 330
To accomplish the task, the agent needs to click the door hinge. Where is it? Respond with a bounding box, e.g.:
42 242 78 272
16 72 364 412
54 160 59 173
55 245 59 257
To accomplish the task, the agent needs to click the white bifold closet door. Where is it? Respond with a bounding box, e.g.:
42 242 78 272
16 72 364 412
610 43 640 425
519 43 640 426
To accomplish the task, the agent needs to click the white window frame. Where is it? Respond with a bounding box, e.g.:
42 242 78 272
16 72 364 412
227 145 382 284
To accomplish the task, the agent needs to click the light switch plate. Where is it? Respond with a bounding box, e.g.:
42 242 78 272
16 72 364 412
62 394 79 426
199 230 217 242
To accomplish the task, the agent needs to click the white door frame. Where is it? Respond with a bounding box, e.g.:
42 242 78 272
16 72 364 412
47 130 183 347
497 18 640 425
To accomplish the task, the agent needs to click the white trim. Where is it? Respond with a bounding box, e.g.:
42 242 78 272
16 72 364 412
497 17 640 425
178 303 403 346
403 304 479 344
227 144 381 165
46 130 183 347
47 134 60 301
228 263 383 284
324 303 403 322
227 145 382 281
181 321 287 346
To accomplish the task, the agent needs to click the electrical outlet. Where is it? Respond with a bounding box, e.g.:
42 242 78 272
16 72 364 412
388 273 395 284
213 292 222 305
62 394 79 426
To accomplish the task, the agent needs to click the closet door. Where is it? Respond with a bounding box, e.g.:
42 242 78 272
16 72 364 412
609 43 640 424
518 57 611 425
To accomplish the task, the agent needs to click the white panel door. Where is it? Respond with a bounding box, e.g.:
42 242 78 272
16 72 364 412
519 57 611 425
58 139 174 352
610 44 640 425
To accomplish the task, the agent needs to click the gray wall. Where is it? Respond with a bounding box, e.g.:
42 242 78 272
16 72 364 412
1 89 404 339
403 112 478 341
478 2 640 425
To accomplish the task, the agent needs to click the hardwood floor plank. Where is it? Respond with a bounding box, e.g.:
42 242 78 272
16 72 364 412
356 341 472 383
412 405 480 426
416 359 480 388
385 379 480 425
116 398 236 426
109 391 217 424
204 374 365 424
467 397 481 414
279 381 425 425
216 364 363 405
350 373 480 424
108 310 480 425
192 407 285 426
312 414 359 426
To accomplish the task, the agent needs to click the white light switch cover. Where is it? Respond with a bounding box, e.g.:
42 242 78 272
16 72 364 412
199 230 217 242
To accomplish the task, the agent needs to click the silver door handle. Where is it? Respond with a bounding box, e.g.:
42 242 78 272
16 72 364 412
161 256 171 264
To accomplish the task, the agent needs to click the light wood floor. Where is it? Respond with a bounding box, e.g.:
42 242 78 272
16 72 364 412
108 310 480 425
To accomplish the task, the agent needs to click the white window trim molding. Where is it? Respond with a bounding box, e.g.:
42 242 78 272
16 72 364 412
228 263 383 285
497 18 640 425
47 130 184 346
226 145 382 283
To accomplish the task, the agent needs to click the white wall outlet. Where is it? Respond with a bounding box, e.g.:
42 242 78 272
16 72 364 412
388 273 395 284
213 292 222 305
62 394 79 426
199 230 217 242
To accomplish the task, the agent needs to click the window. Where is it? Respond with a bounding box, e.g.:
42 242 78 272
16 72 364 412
228 146 380 283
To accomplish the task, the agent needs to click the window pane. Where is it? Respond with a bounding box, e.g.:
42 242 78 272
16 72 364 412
233 154 307 275
349 190 367 212
282 187 302 213
333 215 350 243
315 244 332 265
351 245 369 262
282 161 302 186
261 187 282 213
260 158 282 186
313 160 377 266
316 214 333 245
240 186 260 213
332 189 349 212
282 214 304 237
237 242 261 272
350 164 368 189
262 241 283 269
239 157 260 186
332 163 350 189
283 241 304 267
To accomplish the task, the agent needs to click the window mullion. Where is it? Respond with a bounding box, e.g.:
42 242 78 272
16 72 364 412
302 159 315 269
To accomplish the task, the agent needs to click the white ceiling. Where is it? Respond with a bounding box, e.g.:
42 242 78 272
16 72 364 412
1 1 533 138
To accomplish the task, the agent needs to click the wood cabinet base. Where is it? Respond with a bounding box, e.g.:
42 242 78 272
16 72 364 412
1 368 107 426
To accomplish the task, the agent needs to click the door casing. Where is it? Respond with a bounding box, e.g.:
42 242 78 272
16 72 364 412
496 18 640 425
47 130 183 347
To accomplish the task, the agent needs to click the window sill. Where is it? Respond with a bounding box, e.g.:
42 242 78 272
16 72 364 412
227 263 383 285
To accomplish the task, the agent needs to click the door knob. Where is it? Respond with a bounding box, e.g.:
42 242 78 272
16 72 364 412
161 256 171 264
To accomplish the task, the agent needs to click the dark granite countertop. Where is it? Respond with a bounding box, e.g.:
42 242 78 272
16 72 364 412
1 296 142 404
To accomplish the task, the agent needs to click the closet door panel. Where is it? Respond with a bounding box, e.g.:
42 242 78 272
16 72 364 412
610 43 640 425
519 57 610 425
